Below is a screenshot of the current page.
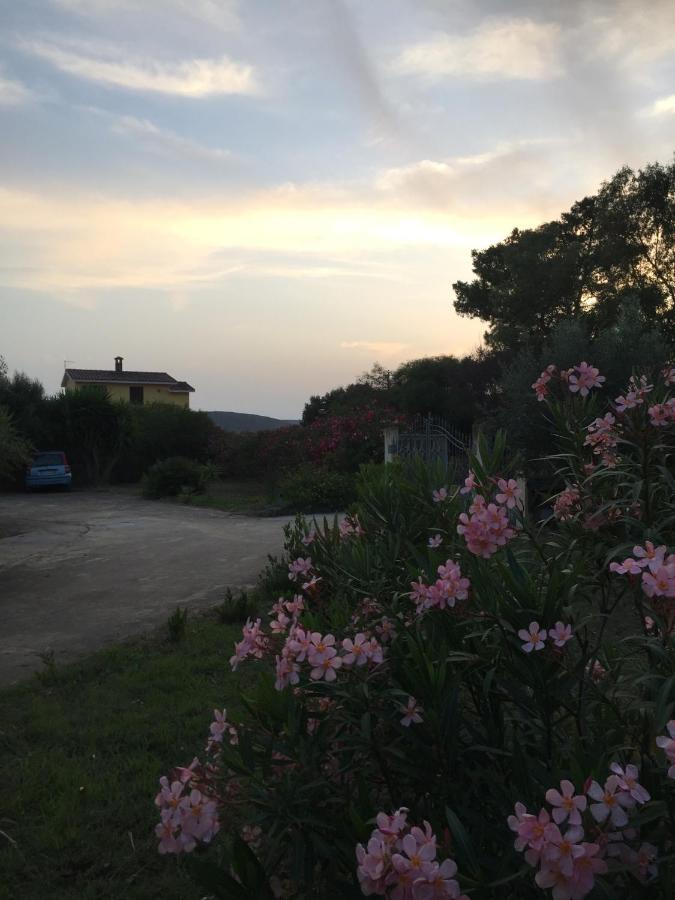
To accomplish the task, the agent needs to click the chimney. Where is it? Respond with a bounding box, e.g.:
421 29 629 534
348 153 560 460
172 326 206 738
114 356 124 372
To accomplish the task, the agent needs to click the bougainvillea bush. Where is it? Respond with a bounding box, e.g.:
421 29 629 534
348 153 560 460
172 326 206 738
155 364 675 899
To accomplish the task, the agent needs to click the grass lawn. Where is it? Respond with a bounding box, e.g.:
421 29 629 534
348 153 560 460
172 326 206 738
0 615 247 900
166 478 275 515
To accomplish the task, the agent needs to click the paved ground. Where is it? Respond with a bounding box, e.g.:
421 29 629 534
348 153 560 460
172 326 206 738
0 491 292 685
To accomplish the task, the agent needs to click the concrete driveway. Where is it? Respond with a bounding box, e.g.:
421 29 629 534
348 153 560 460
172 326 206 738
0 491 292 685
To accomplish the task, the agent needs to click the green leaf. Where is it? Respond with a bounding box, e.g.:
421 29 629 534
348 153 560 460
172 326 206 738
231 835 271 894
185 859 250 900
445 806 480 879
654 675 675 730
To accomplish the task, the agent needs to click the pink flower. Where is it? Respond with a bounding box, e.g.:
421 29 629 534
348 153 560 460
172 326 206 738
507 802 534 851
208 709 228 743
532 369 553 402
662 366 675 385
301 529 317 546
587 775 635 827
270 612 290 634
459 470 477 494
633 541 667 573
307 632 337 665
609 763 650 804
548 622 573 648
495 478 523 510
519 621 547 653
641 565 675 599
428 534 443 548
648 403 671 426
364 637 384 664
540 823 585 878
342 633 369 667
400 696 423 727
274 654 300 691
284 594 305 617
356 835 388 893
392 831 436 875
288 557 312 581
309 647 343 682
656 720 675 779
568 362 605 397
287 626 311 661
376 808 408 840
412 858 461 899
553 486 580 521
545 780 586 826
609 558 642 575
432 487 448 503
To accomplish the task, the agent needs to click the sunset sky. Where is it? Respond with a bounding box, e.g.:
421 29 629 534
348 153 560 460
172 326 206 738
1 0 674 416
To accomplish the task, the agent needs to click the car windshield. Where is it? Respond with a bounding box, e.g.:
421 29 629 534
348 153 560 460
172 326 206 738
32 452 64 467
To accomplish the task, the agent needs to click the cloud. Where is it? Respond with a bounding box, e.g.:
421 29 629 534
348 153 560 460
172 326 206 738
110 115 232 162
21 37 258 97
589 0 675 68
340 341 408 355
0 173 526 295
0 74 34 105
50 0 241 32
643 94 675 118
375 140 565 217
393 17 563 81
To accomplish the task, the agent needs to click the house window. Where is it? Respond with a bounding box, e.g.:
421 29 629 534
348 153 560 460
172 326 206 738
129 385 144 404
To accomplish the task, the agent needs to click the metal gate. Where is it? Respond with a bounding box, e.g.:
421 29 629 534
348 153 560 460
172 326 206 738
389 414 470 467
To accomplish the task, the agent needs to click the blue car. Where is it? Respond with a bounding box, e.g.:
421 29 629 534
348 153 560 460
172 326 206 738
25 451 72 490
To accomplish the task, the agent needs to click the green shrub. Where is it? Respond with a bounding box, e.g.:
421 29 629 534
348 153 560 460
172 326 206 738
142 456 211 499
216 588 257 624
277 465 356 512
166 606 188 643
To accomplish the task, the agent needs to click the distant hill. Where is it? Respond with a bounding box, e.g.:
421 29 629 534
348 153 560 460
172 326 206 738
206 411 299 433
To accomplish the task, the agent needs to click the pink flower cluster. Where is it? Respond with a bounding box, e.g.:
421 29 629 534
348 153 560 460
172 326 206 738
229 618 269 670
584 413 619 468
609 542 675 600
509 763 651 899
648 399 675 426
614 375 653 413
656 720 675 778
459 470 477 494
532 363 605 402
288 556 313 581
553 487 581 521
206 708 238 753
340 515 365 538
155 763 219 855
356 809 467 899
410 559 470 612
457 494 516 558
518 621 573 653
533 364 557 401
275 627 384 690
567 362 606 397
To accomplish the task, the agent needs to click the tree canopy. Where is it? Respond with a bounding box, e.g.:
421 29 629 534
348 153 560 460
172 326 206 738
453 159 675 352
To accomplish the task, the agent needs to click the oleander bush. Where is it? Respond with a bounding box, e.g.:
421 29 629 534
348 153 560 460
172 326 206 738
154 363 675 899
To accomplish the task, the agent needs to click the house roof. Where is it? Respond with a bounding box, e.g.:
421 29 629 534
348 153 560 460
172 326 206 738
62 369 195 391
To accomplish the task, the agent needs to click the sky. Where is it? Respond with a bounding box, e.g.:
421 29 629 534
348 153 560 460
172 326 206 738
0 0 674 417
